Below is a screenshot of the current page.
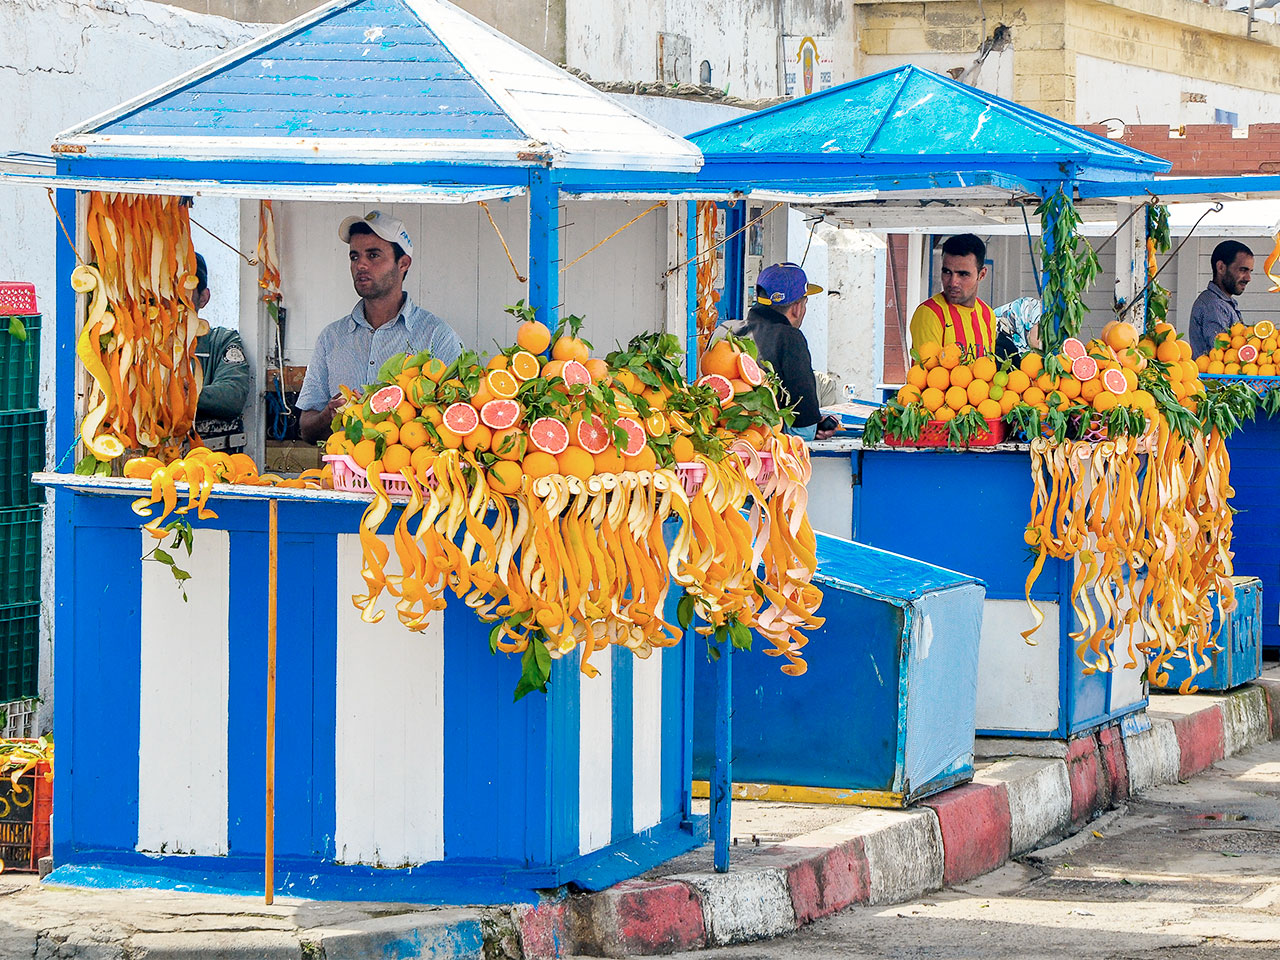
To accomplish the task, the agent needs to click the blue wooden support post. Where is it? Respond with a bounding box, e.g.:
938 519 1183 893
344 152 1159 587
528 168 561 335
712 642 732 872
685 200 699 383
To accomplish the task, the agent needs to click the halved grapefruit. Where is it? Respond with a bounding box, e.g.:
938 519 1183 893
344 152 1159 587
737 352 764 386
561 360 592 387
614 417 648 457
529 417 570 455
480 399 521 430
1238 343 1259 364
698 374 734 403
443 402 480 436
1102 368 1129 395
1071 356 1098 381
367 384 404 417
573 414 611 454
1062 338 1087 362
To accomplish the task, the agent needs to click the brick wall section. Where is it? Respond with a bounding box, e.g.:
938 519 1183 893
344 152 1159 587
1079 123 1280 176
883 234 911 384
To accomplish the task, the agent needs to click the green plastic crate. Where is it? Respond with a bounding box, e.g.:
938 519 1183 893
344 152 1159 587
0 508 41 606
0 411 44 506
0 603 39 703
0 315 39 412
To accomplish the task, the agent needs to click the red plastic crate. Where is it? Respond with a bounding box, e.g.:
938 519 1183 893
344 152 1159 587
0 755 51 872
883 417 1005 448
0 284 37 316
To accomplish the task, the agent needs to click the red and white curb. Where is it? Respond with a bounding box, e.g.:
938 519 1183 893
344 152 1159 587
512 679 1280 957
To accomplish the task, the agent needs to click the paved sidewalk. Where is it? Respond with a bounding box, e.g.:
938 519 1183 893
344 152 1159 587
6 669 1276 959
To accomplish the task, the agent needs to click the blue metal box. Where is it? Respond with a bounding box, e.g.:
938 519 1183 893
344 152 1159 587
693 533 985 807
1151 576 1262 692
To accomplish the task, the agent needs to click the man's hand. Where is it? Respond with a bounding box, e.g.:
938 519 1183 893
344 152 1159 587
815 426 838 441
299 394 344 443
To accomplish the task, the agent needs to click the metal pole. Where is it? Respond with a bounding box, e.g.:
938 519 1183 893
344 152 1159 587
712 644 732 872
265 497 278 904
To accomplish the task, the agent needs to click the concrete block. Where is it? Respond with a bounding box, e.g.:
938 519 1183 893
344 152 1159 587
672 869 795 947
1257 678 1280 741
312 910 486 960
1171 703 1225 779
569 879 705 956
126 931 300 958
974 737 1066 760
515 897 571 960
1222 686 1270 756
1123 716 1180 794
922 781 1012 885
977 758 1071 857
852 808 944 905
1065 734 1107 825
783 836 871 923
1097 726 1129 803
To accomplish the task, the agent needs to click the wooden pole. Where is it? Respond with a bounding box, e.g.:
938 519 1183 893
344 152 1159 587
265 497 278 904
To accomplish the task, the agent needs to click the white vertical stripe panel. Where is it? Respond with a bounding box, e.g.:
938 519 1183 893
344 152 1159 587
137 529 230 855
632 650 663 832
579 646 613 854
334 533 444 867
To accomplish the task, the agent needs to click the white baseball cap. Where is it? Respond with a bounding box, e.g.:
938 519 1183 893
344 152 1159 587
338 209 413 257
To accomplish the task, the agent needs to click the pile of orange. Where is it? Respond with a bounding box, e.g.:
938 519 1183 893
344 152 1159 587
896 320 1205 429
1197 320 1279 376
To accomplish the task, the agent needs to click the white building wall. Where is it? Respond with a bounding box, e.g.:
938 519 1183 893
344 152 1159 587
0 0 259 728
1076 54 1280 126
860 49 1016 101
566 0 854 99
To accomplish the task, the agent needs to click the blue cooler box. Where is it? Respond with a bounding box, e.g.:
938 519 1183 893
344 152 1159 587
1152 576 1262 692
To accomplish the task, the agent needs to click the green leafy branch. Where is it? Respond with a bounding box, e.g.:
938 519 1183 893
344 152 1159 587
142 518 194 601
1037 187 1100 354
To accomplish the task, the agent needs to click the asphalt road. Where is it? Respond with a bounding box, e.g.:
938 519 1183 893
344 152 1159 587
672 738 1280 960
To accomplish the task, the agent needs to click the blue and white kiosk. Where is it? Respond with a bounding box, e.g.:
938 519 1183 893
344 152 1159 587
23 0 718 903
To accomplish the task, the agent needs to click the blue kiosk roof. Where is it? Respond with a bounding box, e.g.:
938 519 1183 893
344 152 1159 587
686 66 1170 200
50 0 701 192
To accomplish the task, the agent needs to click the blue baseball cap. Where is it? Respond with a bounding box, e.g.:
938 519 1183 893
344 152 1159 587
755 262 822 306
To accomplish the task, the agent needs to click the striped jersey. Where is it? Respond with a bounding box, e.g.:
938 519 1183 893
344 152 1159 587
909 293 997 358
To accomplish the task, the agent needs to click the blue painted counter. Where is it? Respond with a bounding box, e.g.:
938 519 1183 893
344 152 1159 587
45 477 702 904
851 446 1148 738
1152 577 1262 693
1219 412 1280 656
693 532 985 806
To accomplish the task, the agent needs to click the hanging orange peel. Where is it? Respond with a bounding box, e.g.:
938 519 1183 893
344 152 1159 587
1022 420 1235 693
1264 230 1280 293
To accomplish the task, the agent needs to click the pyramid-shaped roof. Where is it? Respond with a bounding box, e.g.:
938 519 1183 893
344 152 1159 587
689 65 1168 191
54 0 700 175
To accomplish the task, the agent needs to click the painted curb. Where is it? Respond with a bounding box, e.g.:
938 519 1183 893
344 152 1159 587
528 681 1276 958
312 911 487 960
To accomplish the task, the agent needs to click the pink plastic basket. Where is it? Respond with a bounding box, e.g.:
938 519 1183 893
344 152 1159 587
675 462 706 497
324 454 430 496
0 283 37 316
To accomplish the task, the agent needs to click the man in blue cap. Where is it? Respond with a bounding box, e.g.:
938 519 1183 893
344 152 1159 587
732 262 835 441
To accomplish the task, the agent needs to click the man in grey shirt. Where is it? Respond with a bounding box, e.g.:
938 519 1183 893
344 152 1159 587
297 210 464 442
1189 240 1253 358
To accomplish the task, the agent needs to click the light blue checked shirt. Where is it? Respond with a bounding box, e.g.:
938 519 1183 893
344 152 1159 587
296 293 463 411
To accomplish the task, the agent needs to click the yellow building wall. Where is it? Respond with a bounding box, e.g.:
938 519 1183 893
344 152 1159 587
855 0 1280 120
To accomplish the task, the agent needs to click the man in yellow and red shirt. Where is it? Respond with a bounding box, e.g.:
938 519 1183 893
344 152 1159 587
909 233 997 358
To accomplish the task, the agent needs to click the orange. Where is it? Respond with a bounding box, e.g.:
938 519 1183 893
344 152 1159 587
1092 391 1118 412
1006 369 1031 394
323 433 347 455
1080 378 1103 403
966 379 989 406
897 385 922 405
1208 360 1225 375
470 383 495 409
522 450 560 479
1225 362 1242 375
1059 377 1081 400
352 439 378 469
971 356 997 382
368 420 399 445
516 320 551 354
1155 339 1180 364
977 398 1001 419
556 445 595 479
421 406 444 426
1103 321 1139 352
542 359 565 380
436 425 464 449
613 369 641 393
486 369 520 399
486 353 509 371
394 400 418 424
939 344 963 370
551 336 590 363
410 446 437 476
510 350 542 381
999 391 1019 415
463 424 492 452
921 387 946 412
399 420 430 450
950 365 973 389
907 365 928 389
916 342 942 368
382 443 412 473
1022 386 1045 406
585 358 610 382
487 460 523 495
625 446 658 472
699 340 739 379
925 366 951 391
1196 355 1211 372
1244 363 1260 376
945 385 968 411
1020 353 1044 378
421 357 448 382
1035 373 1060 393
1122 368 1138 392
593 445 627 473
1262 364 1278 377
933 406 956 422
490 427 528 461
670 435 695 462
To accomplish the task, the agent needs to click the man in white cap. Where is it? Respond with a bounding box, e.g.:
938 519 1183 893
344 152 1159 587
298 210 464 442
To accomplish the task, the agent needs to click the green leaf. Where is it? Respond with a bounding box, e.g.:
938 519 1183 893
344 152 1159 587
729 620 753 651
7 317 27 342
677 593 695 630
74 455 99 476
375 353 407 383
488 622 502 655
154 548 174 566
513 638 553 702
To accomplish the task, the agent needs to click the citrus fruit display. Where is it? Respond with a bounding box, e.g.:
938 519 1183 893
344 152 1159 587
1198 319 1280 377
73 192 207 464
318 311 823 694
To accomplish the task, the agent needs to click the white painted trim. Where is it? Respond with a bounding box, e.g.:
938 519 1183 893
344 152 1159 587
55 134 538 163
579 647 613 854
137 529 230 856
632 650 663 832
